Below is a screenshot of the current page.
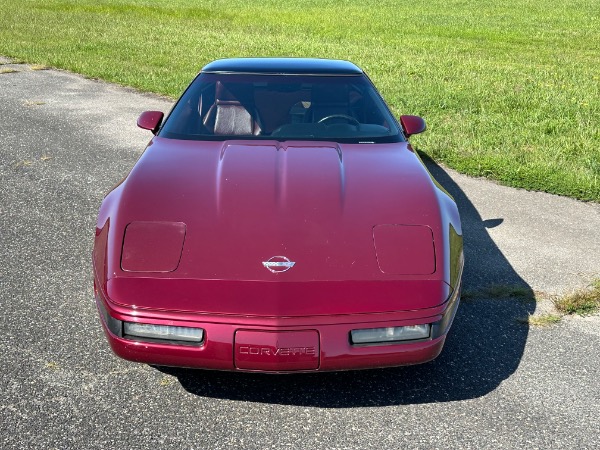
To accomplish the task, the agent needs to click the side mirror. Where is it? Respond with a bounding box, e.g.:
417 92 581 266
400 115 426 137
137 111 164 135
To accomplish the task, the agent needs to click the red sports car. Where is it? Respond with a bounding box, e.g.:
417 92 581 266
93 58 463 372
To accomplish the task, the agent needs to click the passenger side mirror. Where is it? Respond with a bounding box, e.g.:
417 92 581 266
400 115 426 137
137 111 164 135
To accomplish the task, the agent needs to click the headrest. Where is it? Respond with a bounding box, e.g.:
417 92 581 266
215 81 239 102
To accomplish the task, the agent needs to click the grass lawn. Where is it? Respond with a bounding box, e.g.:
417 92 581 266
1 0 598 201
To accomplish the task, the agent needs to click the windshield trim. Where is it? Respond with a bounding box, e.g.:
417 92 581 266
158 73 404 143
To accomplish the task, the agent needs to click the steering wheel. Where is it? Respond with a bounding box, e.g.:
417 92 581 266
317 114 360 126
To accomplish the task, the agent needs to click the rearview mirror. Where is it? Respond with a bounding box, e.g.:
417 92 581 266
400 115 426 137
137 111 164 134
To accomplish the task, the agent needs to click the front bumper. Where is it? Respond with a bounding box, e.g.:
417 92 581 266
95 282 461 373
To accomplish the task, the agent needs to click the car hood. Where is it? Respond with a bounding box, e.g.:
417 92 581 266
96 138 456 314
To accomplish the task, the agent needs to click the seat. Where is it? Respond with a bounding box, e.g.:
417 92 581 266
203 82 262 136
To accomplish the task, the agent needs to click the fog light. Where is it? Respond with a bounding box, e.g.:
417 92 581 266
351 324 430 344
124 322 204 343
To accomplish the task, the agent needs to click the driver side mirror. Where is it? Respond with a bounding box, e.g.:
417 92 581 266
137 111 164 135
400 115 426 137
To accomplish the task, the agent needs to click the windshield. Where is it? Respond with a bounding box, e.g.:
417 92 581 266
159 73 402 143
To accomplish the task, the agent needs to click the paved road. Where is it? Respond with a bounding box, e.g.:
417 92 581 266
1 60 599 449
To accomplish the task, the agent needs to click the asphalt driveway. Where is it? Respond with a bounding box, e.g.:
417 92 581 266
1 59 599 449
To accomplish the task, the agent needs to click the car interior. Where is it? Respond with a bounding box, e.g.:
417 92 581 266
161 75 397 140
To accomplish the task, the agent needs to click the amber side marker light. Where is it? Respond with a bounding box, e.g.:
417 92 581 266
350 325 431 344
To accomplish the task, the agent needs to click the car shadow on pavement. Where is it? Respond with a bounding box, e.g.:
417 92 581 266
158 154 535 407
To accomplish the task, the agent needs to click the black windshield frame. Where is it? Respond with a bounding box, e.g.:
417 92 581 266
159 73 403 144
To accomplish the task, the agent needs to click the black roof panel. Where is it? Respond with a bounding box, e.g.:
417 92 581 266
201 58 363 75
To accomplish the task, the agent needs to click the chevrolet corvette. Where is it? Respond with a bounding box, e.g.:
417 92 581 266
93 58 463 372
